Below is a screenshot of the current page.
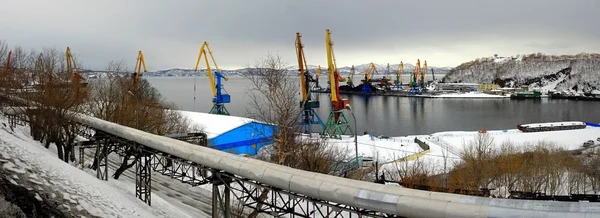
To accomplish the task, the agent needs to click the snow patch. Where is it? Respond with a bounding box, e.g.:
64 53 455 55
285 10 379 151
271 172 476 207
178 110 256 138
3 162 26 174
34 193 43 201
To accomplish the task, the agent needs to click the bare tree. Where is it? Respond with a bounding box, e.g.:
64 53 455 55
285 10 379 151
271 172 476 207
16 47 87 163
458 133 495 190
86 61 192 179
244 53 353 217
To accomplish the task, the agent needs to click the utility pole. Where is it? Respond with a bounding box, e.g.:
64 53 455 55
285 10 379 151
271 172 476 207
345 104 359 169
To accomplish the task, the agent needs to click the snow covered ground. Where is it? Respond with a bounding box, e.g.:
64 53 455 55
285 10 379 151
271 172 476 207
432 92 510 98
178 110 600 171
0 115 209 218
381 125 600 175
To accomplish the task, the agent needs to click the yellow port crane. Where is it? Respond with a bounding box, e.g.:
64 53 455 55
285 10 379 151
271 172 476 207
65 47 88 99
133 50 147 85
421 60 427 89
322 29 352 138
395 61 404 87
295 32 324 134
314 65 322 89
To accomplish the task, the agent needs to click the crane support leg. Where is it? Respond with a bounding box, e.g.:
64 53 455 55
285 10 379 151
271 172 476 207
299 108 325 134
322 110 352 139
209 103 230 115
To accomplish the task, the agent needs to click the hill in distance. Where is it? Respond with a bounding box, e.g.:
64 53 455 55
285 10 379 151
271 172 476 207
442 53 600 92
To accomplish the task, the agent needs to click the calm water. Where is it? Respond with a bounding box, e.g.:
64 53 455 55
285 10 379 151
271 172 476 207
147 77 600 136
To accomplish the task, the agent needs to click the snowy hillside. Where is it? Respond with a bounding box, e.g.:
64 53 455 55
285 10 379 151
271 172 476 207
442 53 600 91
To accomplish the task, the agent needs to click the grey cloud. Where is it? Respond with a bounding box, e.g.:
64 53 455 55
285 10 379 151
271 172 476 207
0 0 598 70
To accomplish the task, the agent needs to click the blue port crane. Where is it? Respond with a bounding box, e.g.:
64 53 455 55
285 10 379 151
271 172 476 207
296 33 325 134
194 41 231 115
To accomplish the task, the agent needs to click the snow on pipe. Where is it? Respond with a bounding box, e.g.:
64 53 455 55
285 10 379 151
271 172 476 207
4 95 600 217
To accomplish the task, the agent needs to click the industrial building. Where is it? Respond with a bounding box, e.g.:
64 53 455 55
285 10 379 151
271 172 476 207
178 111 276 156
437 83 479 92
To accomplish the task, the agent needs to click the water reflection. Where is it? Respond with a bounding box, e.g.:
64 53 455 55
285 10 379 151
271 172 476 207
148 77 600 136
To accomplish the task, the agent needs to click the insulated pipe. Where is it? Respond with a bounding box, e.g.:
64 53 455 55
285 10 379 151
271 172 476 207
73 114 600 217
4 94 600 217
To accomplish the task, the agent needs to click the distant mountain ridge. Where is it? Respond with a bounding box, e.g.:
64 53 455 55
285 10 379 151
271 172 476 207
139 63 452 78
442 53 600 92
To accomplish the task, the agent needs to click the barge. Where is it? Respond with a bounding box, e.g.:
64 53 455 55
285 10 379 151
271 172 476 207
517 121 586 132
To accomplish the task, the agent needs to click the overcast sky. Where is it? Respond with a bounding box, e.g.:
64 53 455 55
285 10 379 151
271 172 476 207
1 0 598 71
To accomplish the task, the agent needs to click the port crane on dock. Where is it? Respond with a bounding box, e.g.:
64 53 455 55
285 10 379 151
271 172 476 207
314 65 322 90
408 59 422 94
194 42 231 115
361 63 376 94
295 32 325 134
379 63 392 90
322 29 352 139
65 47 88 99
394 61 404 89
421 60 427 89
132 50 147 85
346 65 355 88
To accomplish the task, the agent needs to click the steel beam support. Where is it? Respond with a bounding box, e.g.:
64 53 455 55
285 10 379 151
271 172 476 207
95 139 109 181
212 170 232 218
135 151 152 206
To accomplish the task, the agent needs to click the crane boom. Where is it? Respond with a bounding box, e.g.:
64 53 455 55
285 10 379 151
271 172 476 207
194 42 228 98
364 62 376 81
134 50 147 84
396 61 404 86
66 47 79 83
325 29 344 107
421 60 427 88
295 32 310 101
413 59 420 86
296 32 324 133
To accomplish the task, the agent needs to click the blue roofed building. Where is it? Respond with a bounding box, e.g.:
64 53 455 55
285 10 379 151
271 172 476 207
178 111 276 156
